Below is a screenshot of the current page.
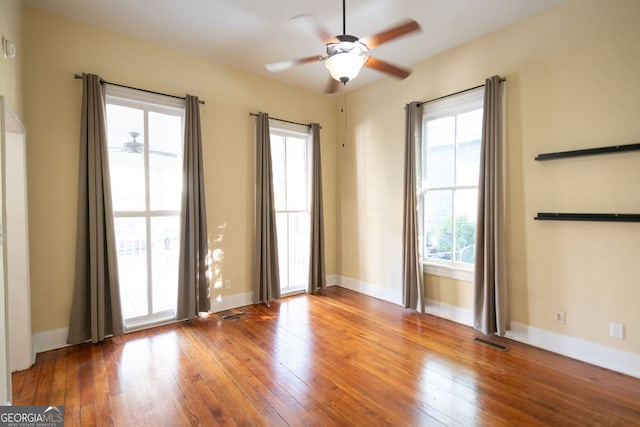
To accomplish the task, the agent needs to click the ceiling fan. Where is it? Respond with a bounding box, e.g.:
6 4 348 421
266 0 421 93
122 131 144 154
110 131 177 158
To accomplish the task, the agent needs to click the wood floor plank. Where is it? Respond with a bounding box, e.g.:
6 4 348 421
174 323 267 425
14 352 43 404
12 287 640 426
48 347 69 406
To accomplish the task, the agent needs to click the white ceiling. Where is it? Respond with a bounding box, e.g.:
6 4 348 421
26 0 564 93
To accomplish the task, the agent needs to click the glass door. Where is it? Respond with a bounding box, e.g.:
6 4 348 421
270 129 310 294
106 93 184 330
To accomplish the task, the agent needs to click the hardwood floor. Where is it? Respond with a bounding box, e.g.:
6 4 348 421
12 287 640 426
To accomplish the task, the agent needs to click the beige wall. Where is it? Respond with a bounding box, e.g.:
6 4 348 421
0 0 23 118
21 0 640 358
23 7 338 334
341 0 640 353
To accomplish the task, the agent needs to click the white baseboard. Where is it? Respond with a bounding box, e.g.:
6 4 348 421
425 298 474 327
506 321 640 379
210 276 341 313
209 291 254 313
30 281 337 355
335 275 474 328
32 328 71 356
338 275 403 305
30 291 257 354
336 275 639 379
326 274 339 287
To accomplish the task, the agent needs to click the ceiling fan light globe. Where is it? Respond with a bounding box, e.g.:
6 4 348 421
325 53 367 83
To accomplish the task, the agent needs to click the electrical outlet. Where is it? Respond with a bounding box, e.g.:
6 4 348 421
554 311 566 324
224 279 231 289
610 322 624 339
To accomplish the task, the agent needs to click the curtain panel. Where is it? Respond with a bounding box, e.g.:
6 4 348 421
474 75 508 335
308 123 327 293
253 113 281 305
67 73 124 345
177 95 211 319
402 101 425 312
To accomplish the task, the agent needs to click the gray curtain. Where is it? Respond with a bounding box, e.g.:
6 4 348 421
253 113 281 305
402 101 425 312
474 75 508 335
67 73 123 345
177 95 210 319
308 123 326 293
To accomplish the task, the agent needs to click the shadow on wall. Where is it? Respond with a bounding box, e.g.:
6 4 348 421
209 222 227 304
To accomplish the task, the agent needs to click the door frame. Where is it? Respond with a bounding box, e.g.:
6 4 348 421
1 95 29 405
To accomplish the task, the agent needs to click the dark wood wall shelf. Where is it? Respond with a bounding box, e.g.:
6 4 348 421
535 142 640 161
534 213 640 223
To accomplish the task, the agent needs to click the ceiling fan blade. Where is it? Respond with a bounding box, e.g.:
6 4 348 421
364 56 411 79
266 55 324 72
324 78 340 94
359 19 421 49
149 149 178 158
291 14 340 44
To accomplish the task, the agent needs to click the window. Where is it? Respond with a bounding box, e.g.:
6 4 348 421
105 86 185 330
420 88 483 278
270 121 311 294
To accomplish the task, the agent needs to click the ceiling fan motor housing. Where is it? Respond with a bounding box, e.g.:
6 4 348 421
325 35 369 83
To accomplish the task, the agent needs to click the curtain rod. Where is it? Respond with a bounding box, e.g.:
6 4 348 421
417 77 506 107
249 112 315 129
74 74 205 105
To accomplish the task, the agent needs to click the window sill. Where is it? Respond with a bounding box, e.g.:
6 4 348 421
422 262 474 282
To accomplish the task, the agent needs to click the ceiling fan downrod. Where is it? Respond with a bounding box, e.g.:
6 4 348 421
342 0 346 35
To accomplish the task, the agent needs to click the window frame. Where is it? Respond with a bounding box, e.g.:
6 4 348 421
419 88 484 282
105 85 185 330
268 120 312 295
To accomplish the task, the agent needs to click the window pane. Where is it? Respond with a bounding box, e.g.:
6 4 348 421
425 117 455 187
425 190 453 261
288 212 310 288
271 135 286 211
456 109 482 186
106 105 146 211
151 216 180 313
285 137 308 211
114 217 148 319
456 109 483 143
149 112 183 211
276 212 288 289
454 189 478 264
